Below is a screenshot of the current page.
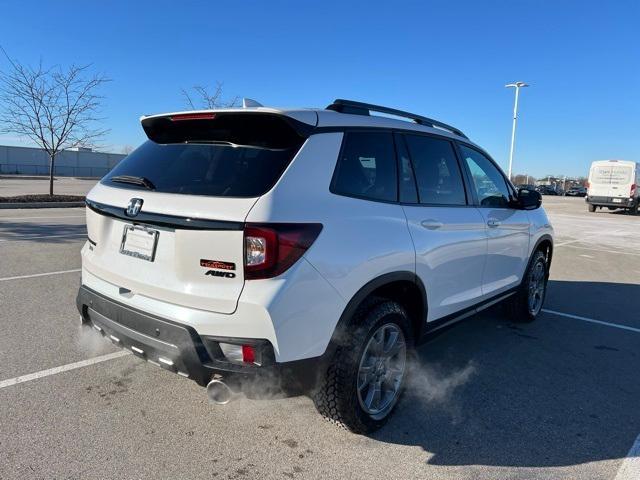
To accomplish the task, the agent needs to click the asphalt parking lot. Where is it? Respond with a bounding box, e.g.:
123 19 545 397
1 196 639 480
0 177 97 197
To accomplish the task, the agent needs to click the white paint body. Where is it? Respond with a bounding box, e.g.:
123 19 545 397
81 106 553 363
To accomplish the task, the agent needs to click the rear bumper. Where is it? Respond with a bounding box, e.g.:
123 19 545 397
76 285 320 388
586 196 636 208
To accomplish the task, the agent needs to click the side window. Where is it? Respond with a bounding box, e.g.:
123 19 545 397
394 134 418 203
331 132 397 202
404 134 466 205
459 144 511 208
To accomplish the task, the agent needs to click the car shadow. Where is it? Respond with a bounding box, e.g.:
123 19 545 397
0 220 86 244
610 209 638 216
372 280 640 468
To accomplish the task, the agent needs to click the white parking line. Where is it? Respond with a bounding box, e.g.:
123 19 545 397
0 269 81 282
614 434 640 480
0 214 85 221
554 238 584 247
554 229 624 247
0 351 131 389
542 309 640 334
558 244 640 257
0 233 87 243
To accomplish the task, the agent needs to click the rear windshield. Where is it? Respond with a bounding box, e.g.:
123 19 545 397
102 114 306 197
590 165 632 185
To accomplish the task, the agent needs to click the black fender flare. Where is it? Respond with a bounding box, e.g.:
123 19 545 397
524 234 554 284
532 234 554 267
327 271 428 352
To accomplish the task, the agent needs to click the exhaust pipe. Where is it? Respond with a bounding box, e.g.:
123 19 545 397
206 378 237 405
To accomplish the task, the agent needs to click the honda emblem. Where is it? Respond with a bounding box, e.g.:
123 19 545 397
126 198 143 217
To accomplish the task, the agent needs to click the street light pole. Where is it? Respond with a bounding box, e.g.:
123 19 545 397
505 81 529 181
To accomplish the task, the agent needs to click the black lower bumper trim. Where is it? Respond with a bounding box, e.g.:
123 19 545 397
587 196 636 208
76 286 284 386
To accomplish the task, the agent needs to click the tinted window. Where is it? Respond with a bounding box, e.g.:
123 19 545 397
332 132 397 202
395 134 418 203
103 140 299 197
404 135 466 205
459 144 511 207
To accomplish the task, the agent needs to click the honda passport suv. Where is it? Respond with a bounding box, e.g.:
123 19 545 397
77 99 553 433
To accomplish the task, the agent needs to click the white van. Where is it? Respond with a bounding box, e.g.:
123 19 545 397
586 160 639 214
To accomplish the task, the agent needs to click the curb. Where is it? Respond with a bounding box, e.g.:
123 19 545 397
0 202 85 209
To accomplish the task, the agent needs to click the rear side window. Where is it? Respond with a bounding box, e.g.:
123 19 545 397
404 134 466 205
331 132 398 202
102 114 305 198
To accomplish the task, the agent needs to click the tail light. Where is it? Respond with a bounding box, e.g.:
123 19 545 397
631 184 636 197
244 223 323 280
586 182 590 189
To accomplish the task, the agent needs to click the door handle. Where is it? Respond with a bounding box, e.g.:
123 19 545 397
487 218 501 228
421 219 444 230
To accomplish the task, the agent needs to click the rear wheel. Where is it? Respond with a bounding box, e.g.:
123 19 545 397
506 250 548 323
313 300 413 434
588 204 596 212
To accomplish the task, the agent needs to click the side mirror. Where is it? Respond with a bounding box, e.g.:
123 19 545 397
517 188 542 210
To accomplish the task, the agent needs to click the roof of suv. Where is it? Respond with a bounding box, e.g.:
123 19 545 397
141 98 471 143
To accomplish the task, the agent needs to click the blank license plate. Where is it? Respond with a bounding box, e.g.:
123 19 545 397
612 198 622 203
120 225 159 262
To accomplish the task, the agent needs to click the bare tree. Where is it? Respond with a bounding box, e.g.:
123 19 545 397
181 81 239 110
0 49 109 195
513 173 535 186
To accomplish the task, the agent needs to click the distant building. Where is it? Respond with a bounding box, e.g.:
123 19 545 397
0 145 126 178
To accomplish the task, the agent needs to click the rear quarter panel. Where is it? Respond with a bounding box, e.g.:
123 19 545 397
246 132 416 347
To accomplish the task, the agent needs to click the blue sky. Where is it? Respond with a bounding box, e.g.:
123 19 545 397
0 0 638 178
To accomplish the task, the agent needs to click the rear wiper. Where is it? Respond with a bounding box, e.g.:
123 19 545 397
184 140 236 147
183 140 288 151
110 175 156 190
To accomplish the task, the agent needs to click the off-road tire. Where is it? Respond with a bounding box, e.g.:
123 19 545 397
506 249 548 323
313 299 414 434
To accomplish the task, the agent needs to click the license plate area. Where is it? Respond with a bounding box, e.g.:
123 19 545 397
120 225 159 262
612 198 622 203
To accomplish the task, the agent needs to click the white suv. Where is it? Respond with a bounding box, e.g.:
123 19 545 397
77 99 553 433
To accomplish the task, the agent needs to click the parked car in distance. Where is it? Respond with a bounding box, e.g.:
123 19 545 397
586 160 639 214
515 184 537 192
565 186 587 197
76 98 554 433
537 185 558 195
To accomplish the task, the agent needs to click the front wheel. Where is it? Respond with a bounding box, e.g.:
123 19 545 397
506 250 548 323
313 300 413 434
588 204 596 212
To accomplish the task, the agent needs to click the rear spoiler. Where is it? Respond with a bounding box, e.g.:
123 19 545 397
140 110 317 145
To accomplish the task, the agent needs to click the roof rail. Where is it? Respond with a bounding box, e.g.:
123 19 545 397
325 99 468 139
